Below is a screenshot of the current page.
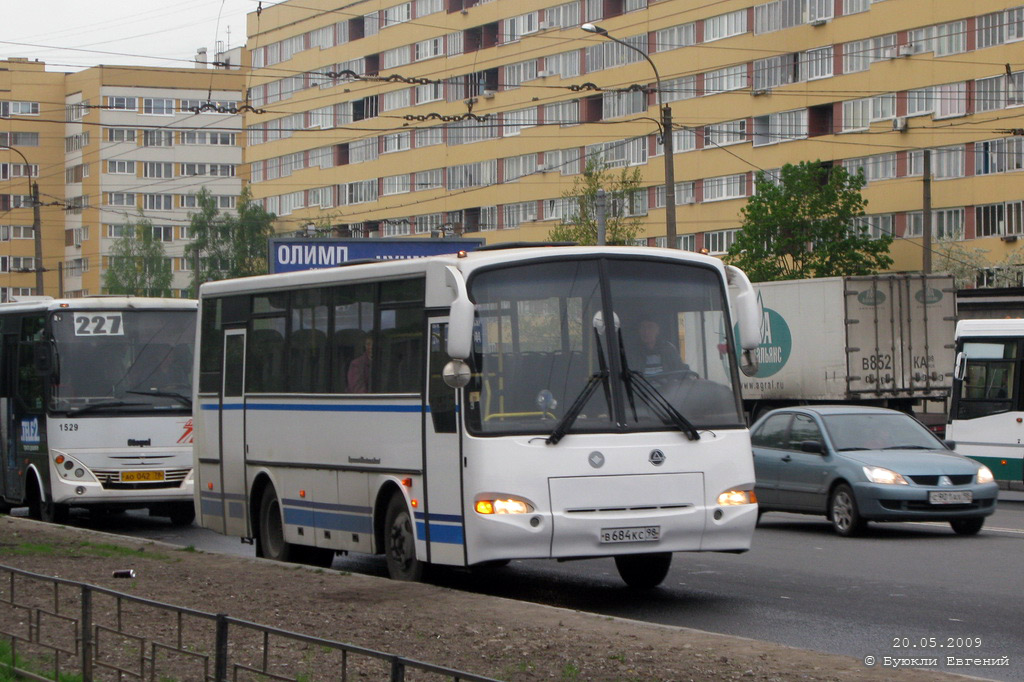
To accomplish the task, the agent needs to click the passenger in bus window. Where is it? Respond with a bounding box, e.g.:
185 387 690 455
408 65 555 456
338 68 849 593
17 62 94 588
347 336 373 393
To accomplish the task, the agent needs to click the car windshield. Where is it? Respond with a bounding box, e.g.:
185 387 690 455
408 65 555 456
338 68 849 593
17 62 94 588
822 413 943 451
464 256 743 437
49 309 195 413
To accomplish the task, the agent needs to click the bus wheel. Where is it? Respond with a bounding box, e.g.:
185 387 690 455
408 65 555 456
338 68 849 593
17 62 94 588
258 485 296 563
950 518 984 536
384 493 423 581
614 552 672 589
26 480 69 524
167 502 196 526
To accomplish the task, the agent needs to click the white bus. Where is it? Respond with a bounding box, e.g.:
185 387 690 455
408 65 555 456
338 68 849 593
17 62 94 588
0 297 198 524
194 246 763 587
947 318 1024 488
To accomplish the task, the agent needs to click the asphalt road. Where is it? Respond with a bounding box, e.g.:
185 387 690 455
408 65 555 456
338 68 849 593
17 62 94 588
19 493 1024 681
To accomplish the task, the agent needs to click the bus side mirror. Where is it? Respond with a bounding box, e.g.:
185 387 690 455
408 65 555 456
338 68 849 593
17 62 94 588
445 266 474 361
726 266 760 377
953 352 966 381
33 341 54 377
442 359 471 388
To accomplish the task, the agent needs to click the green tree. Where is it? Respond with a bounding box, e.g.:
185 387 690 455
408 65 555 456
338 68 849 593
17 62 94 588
549 155 643 246
185 186 277 295
102 215 173 297
933 235 1024 289
725 161 893 282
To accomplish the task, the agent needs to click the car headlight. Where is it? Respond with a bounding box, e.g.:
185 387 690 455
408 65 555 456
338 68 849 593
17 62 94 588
977 466 995 484
863 466 908 485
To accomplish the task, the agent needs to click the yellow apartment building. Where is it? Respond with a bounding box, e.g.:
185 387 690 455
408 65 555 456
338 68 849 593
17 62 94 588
1 58 244 298
243 0 1024 279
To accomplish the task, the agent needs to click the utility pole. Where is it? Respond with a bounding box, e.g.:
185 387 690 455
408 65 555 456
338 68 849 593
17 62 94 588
32 181 43 294
661 105 677 249
922 150 932 274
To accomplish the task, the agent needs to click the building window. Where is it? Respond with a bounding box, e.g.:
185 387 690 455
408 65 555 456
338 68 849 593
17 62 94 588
703 10 747 42
705 228 738 254
976 201 1024 237
905 208 964 239
142 98 175 115
703 174 747 202
107 160 135 175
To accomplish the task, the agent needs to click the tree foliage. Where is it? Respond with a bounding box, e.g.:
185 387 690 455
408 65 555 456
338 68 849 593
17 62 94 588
184 186 276 295
932 236 1024 289
725 161 893 282
549 155 643 246
102 215 173 297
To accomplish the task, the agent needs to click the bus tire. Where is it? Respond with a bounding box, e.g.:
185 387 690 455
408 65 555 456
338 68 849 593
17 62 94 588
167 502 196 526
384 492 423 581
26 477 69 524
614 552 672 589
950 518 984 536
258 485 298 563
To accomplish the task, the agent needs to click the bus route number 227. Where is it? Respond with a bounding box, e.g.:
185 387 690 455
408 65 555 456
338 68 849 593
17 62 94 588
74 313 124 336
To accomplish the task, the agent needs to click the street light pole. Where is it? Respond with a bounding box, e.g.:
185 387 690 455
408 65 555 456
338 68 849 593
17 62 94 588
582 23 677 248
1 146 45 293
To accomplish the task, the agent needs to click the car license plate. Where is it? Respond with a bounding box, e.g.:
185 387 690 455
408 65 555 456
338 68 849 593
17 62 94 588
600 526 660 543
121 470 165 483
929 490 972 505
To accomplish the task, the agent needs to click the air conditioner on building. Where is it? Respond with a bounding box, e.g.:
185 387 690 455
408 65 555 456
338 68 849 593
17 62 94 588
537 70 554 78
539 19 556 30
481 90 496 99
892 116 908 132
898 43 914 57
809 18 827 26
751 88 768 96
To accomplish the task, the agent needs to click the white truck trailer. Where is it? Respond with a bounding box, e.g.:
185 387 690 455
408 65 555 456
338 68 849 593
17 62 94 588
739 274 956 421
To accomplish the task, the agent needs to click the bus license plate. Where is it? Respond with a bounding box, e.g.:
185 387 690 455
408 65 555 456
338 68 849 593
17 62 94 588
600 526 660 544
121 470 165 483
929 490 972 505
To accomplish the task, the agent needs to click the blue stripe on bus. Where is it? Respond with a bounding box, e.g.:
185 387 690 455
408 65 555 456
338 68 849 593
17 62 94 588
200 498 223 517
201 402 424 413
416 521 464 545
282 505 373 534
415 511 463 524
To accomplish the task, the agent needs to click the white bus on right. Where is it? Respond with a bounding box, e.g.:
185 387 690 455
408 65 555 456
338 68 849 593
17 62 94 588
948 319 1024 489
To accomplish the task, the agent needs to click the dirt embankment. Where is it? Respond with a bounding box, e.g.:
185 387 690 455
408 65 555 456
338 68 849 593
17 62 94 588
0 516 974 681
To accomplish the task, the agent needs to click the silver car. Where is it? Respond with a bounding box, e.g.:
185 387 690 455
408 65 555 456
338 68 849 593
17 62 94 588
751 406 998 536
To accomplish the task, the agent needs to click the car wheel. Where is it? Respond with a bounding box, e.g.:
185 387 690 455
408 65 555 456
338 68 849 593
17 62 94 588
258 484 297 562
167 502 196 526
829 484 865 537
950 518 984 536
614 552 672 589
384 492 423 581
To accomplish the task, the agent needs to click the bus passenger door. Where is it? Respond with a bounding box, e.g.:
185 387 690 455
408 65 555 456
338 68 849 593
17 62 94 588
422 320 466 567
220 329 249 537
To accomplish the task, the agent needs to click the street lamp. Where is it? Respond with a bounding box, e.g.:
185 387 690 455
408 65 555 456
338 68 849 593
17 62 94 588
581 23 677 249
1 146 44 292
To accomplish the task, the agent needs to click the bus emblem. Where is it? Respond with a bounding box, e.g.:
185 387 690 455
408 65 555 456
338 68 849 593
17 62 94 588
588 451 605 469
178 419 194 444
649 450 665 466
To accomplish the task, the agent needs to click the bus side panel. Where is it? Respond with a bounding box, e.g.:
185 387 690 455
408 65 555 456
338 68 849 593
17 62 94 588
947 414 1024 484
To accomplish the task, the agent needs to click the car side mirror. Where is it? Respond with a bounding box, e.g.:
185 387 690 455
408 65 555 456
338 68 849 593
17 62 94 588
943 439 957 450
800 440 824 454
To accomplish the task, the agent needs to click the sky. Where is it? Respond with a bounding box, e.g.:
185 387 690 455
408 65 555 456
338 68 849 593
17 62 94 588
1 0 268 72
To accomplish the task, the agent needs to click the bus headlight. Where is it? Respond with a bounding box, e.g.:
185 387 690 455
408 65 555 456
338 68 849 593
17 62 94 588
717 489 756 506
475 498 533 514
977 466 994 484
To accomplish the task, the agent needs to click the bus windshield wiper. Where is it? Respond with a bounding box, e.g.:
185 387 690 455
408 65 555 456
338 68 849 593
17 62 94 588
624 370 701 441
69 401 149 415
126 389 192 408
546 371 608 445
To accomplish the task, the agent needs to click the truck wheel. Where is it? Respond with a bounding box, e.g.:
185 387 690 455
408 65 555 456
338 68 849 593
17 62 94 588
614 552 672 589
829 484 865 537
258 484 297 562
950 518 984 536
167 502 196 526
384 492 423 581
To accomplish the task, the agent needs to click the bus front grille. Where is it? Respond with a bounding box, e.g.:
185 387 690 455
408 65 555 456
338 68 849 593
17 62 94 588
93 468 191 490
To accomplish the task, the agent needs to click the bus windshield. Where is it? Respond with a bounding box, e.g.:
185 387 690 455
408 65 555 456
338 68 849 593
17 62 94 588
48 309 196 414
465 257 743 437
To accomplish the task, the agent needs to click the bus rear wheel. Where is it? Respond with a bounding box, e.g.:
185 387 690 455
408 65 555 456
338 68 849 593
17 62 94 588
258 485 298 563
167 502 196 526
384 493 423 581
614 552 672 589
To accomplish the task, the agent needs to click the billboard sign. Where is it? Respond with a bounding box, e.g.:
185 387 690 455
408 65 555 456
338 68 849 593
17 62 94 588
269 238 484 273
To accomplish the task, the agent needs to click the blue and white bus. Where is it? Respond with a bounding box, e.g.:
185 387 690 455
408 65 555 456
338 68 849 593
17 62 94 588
0 297 197 524
193 245 762 586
